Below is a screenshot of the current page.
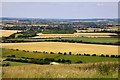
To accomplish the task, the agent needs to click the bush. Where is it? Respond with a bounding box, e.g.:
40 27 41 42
21 57 25 58
97 64 111 75
92 54 96 56
76 60 83 64
11 55 16 57
100 54 105 57
61 59 65 63
65 60 71 64
64 52 67 55
16 49 19 51
57 59 61 62
69 52 72 55
50 52 54 54
2 62 10 66
44 58 55 62
58 52 62 54
106 55 109 57
111 55 116 58
86 54 90 56
117 55 120 58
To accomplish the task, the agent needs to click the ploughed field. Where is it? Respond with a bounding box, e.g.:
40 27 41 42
1 42 118 55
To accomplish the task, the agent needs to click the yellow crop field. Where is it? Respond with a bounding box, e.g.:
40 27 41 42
33 33 117 38
0 30 20 37
1 42 118 55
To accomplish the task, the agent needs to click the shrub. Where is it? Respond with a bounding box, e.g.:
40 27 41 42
2 62 10 66
117 55 120 58
21 57 25 58
92 54 96 56
69 52 72 55
7 56 11 57
106 55 109 57
57 59 61 62
23 50 26 52
16 49 19 51
50 52 54 54
11 55 16 57
61 59 65 63
66 60 71 64
76 60 83 64
100 54 105 57
84 53 86 56
58 52 62 54
86 54 90 56
111 55 116 58
64 52 67 55
44 58 55 62
97 63 111 75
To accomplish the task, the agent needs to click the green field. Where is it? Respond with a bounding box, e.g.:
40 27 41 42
3 37 119 45
60 37 119 44
2 48 118 64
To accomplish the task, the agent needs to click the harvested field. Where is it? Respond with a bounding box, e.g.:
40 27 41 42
1 42 118 55
33 33 117 38
0 30 20 37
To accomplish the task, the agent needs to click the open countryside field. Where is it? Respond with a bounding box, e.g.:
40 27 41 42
2 48 118 63
0 30 20 37
33 33 117 38
2 62 119 78
1 42 118 55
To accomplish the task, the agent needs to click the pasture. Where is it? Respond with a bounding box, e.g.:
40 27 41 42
1 42 118 55
0 30 20 37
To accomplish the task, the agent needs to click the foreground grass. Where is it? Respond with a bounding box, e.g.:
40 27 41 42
2 62 119 78
2 48 118 63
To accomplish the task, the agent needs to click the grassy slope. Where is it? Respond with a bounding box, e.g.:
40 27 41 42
2 62 119 78
2 48 118 63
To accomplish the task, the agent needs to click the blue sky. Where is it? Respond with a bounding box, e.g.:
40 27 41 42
2 2 118 19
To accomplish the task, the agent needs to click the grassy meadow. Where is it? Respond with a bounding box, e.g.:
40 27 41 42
2 62 119 78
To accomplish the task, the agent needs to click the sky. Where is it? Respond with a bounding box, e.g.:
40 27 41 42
1 2 118 19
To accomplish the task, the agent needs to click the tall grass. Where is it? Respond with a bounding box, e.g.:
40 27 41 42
2 62 119 78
